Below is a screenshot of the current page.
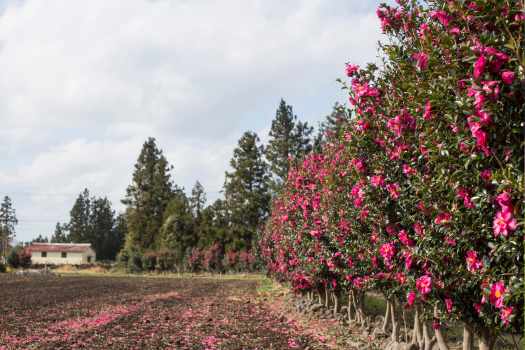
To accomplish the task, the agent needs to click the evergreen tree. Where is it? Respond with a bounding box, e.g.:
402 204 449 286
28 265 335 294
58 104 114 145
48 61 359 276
190 181 206 219
224 131 270 250
159 191 195 266
265 99 313 192
32 234 49 243
190 181 207 247
62 190 123 260
313 102 349 152
0 196 18 260
197 199 229 249
122 137 175 252
50 223 69 243
108 214 127 260
90 197 115 260
68 189 91 243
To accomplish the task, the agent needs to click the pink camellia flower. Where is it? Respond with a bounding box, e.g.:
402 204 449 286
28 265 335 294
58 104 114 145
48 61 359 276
351 158 367 173
445 236 456 246
458 141 470 154
416 275 432 296
481 80 500 99
413 222 424 237
495 191 512 209
371 175 385 188
466 250 483 272
288 338 300 349
493 209 518 237
449 27 460 36
445 298 453 313
403 251 413 270
326 259 336 271
500 306 513 326
423 100 432 120
418 23 430 38
310 229 322 240
434 212 452 225
407 290 416 306
456 187 475 209
353 197 364 208
480 169 492 182
473 129 490 156
398 230 414 247
489 280 506 309
430 10 451 26
402 164 416 176
489 50 509 72
473 55 486 79
476 110 492 126
386 183 400 200
412 52 429 70
356 119 369 131
386 224 396 235
379 242 396 265
345 63 359 77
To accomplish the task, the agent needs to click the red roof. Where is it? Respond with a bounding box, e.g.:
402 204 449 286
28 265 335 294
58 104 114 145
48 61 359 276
28 243 93 253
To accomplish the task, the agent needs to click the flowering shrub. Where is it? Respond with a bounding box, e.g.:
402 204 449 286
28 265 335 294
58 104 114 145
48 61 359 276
238 250 257 272
224 249 238 271
260 1 523 348
187 247 203 272
202 243 224 272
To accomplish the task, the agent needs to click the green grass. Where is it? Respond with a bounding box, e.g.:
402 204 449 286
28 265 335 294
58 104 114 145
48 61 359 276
256 276 277 293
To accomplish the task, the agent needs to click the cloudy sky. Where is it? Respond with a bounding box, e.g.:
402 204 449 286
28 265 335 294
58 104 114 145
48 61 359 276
0 0 386 242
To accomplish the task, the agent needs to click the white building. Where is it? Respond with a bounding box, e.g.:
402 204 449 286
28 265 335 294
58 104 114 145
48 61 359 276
27 243 96 265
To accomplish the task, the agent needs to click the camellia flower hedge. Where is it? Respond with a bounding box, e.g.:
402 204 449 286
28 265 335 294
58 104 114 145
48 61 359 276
259 1 523 349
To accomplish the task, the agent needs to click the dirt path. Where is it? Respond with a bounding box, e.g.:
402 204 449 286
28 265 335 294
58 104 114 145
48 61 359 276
0 274 331 350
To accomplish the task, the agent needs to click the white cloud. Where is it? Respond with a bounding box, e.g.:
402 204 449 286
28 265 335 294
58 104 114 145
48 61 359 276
0 0 384 241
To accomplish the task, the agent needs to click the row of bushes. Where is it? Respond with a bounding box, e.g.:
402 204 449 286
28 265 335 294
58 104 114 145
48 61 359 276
118 243 258 273
0 247 32 272
260 1 523 349
7 247 32 269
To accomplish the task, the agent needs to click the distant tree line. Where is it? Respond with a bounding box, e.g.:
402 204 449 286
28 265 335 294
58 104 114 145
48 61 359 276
1 98 348 272
117 99 349 272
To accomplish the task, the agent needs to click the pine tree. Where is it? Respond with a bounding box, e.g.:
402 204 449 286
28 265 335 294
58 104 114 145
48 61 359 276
32 234 49 243
313 102 349 152
159 191 195 266
90 197 115 260
109 214 127 260
190 181 206 219
50 222 69 243
63 190 123 260
0 196 18 261
265 99 313 193
68 189 91 243
224 131 270 250
122 137 175 252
